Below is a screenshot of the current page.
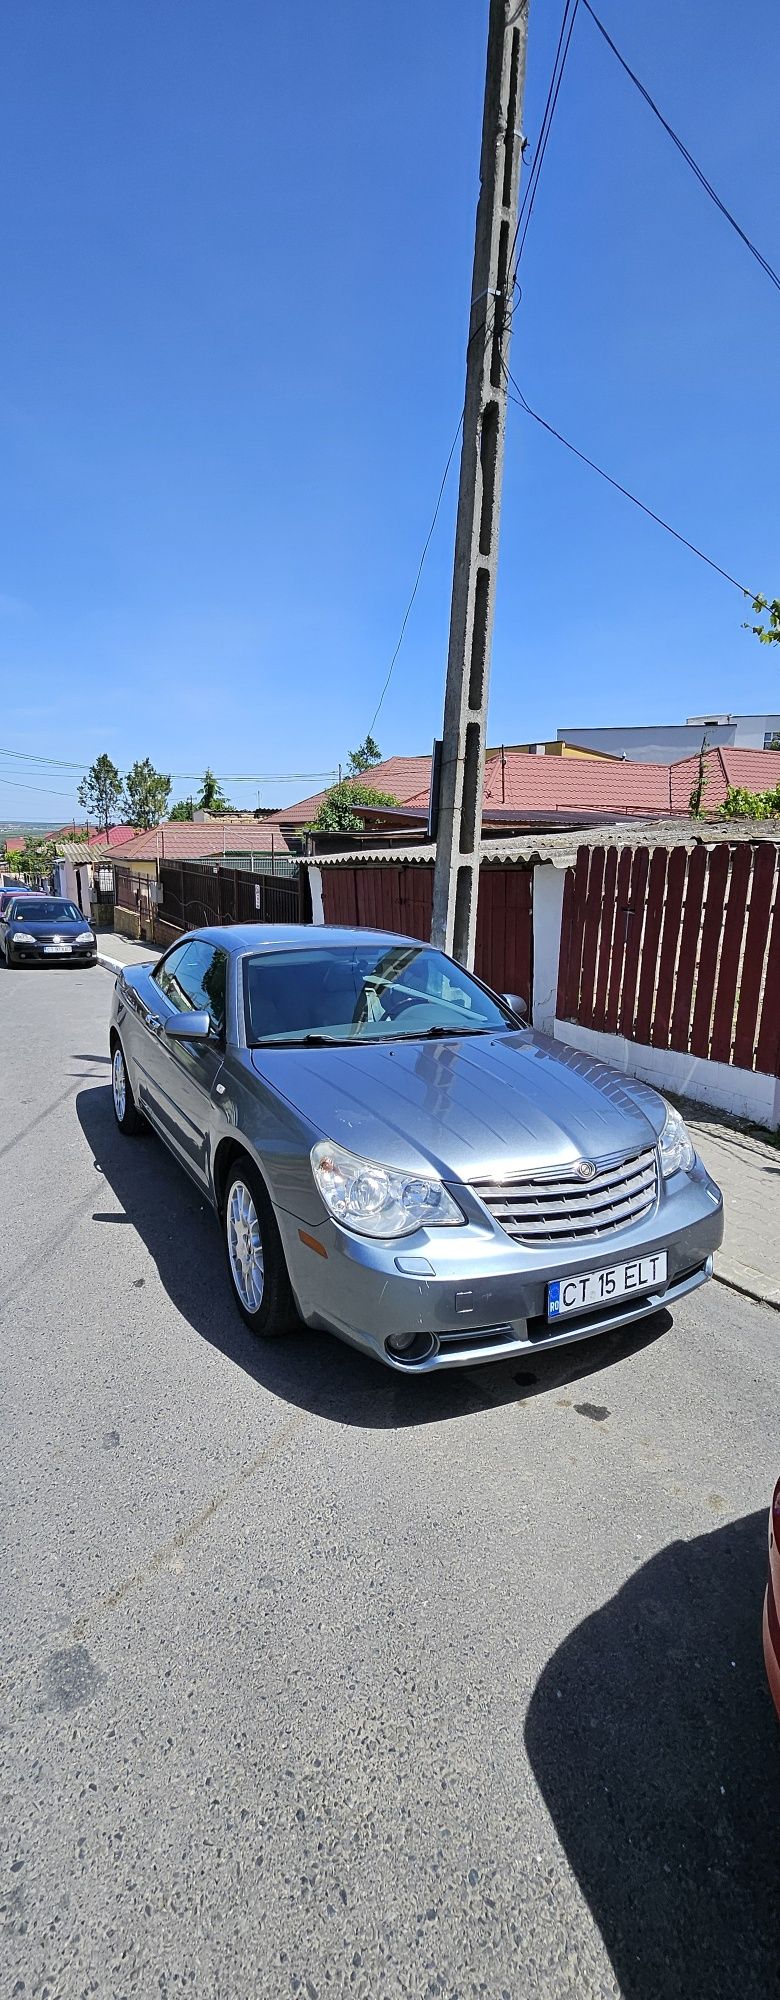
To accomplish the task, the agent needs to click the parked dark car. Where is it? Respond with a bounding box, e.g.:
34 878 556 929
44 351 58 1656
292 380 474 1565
0 885 45 917
108 923 724 1373
0 896 97 966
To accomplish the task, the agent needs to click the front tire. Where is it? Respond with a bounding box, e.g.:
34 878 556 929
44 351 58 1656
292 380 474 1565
111 1039 144 1135
223 1158 294 1337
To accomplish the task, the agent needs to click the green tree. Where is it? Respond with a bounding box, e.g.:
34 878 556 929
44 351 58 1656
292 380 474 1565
77 752 123 840
169 797 194 822
310 778 399 834
10 833 57 880
744 594 780 645
122 758 172 830
347 734 383 777
196 767 232 815
721 784 780 820
688 739 709 818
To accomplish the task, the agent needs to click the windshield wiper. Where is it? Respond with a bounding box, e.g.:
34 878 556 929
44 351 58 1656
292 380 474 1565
399 1024 494 1040
251 1031 348 1048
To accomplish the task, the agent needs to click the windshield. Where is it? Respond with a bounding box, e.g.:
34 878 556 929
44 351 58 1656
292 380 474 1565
243 942 516 1047
9 899 82 923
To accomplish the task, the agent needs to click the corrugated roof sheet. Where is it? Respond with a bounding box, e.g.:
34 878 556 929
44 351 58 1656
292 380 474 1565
303 817 780 872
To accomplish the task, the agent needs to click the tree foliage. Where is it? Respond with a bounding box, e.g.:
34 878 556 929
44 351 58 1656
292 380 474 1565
197 767 233 815
169 798 194 822
122 758 172 829
6 833 57 878
347 735 382 777
721 784 780 820
310 779 399 833
77 753 123 838
744 594 780 646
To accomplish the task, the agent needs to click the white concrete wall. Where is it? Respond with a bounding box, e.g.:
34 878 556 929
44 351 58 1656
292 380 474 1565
553 1018 780 1130
309 866 324 924
532 865 566 1033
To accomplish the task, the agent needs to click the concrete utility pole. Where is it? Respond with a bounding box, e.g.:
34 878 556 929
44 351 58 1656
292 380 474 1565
431 0 529 965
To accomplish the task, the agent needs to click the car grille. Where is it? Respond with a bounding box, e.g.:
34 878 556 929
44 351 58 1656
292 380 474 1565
473 1147 659 1245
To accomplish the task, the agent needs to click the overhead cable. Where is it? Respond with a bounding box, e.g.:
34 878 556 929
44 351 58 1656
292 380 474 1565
583 0 780 293
504 364 752 595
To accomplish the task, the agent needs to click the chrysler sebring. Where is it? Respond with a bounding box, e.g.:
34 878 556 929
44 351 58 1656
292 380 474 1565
108 924 723 1372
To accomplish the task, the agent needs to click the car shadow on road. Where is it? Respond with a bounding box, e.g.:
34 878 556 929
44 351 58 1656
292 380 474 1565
77 1082 673 1432
525 1508 779 2000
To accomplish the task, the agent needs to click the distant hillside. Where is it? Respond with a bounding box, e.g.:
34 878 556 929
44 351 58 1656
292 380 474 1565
0 820 54 839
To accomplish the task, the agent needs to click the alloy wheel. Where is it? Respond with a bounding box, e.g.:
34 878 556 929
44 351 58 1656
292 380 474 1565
227 1179 265 1313
112 1047 127 1123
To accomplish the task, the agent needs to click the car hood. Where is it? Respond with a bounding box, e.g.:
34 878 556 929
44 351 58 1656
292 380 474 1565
10 918 89 936
250 1030 666 1180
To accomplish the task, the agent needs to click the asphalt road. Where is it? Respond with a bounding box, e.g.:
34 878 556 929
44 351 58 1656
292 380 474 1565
1 961 778 2000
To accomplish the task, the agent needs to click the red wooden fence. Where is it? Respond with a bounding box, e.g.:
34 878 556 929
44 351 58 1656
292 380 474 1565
320 862 533 1006
557 841 780 1077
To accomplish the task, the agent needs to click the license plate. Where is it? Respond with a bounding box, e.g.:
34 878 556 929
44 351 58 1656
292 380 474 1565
548 1251 667 1320
44 943 71 954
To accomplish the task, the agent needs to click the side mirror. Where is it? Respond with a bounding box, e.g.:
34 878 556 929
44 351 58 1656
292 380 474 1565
502 992 528 1022
164 1010 212 1043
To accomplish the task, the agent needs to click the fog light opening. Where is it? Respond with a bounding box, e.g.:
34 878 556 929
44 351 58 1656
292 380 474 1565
385 1330 437 1365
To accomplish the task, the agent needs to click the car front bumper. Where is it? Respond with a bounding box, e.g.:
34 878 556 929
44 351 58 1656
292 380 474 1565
277 1155 724 1372
7 940 96 964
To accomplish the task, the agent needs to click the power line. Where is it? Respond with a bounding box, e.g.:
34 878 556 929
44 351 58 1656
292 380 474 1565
363 303 507 739
366 415 463 738
0 775 80 799
508 0 581 283
503 363 752 595
0 746 337 783
582 0 780 294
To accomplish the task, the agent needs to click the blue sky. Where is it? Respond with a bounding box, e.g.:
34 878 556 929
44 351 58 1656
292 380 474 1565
1 0 777 820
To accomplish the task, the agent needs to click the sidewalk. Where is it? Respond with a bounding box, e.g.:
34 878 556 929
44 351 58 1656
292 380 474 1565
676 1100 780 1311
96 930 160 974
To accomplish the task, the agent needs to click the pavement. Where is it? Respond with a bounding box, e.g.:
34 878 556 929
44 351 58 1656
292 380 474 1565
669 1101 780 1311
1 958 778 2000
95 928 160 974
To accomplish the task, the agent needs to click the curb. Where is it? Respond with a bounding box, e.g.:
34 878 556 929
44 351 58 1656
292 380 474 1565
97 952 123 977
714 1258 780 1313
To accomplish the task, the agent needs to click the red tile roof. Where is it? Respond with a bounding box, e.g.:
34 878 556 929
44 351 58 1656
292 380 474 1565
109 820 293 862
404 752 676 816
668 747 780 809
269 756 435 824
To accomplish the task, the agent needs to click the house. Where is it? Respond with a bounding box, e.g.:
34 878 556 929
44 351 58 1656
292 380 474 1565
262 756 435 828
107 818 295 879
667 746 780 810
107 818 297 941
556 712 780 763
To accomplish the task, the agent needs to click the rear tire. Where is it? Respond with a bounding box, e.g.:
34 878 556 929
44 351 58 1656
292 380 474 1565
111 1039 144 1135
223 1157 294 1337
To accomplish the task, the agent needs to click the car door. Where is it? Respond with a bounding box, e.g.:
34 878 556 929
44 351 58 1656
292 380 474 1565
142 939 228 1189
130 941 197 1132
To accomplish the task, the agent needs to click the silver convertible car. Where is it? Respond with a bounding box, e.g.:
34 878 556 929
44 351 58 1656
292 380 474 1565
108 924 723 1373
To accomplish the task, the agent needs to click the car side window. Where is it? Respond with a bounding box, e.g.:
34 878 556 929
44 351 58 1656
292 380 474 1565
152 943 198 1014
172 940 228 1038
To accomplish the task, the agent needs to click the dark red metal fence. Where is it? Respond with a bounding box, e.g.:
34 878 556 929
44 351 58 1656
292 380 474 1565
159 859 304 932
557 841 780 1077
320 863 533 1006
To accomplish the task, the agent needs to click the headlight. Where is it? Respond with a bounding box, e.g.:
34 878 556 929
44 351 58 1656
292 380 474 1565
310 1138 463 1239
11 931 36 943
75 931 95 944
658 1102 695 1178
